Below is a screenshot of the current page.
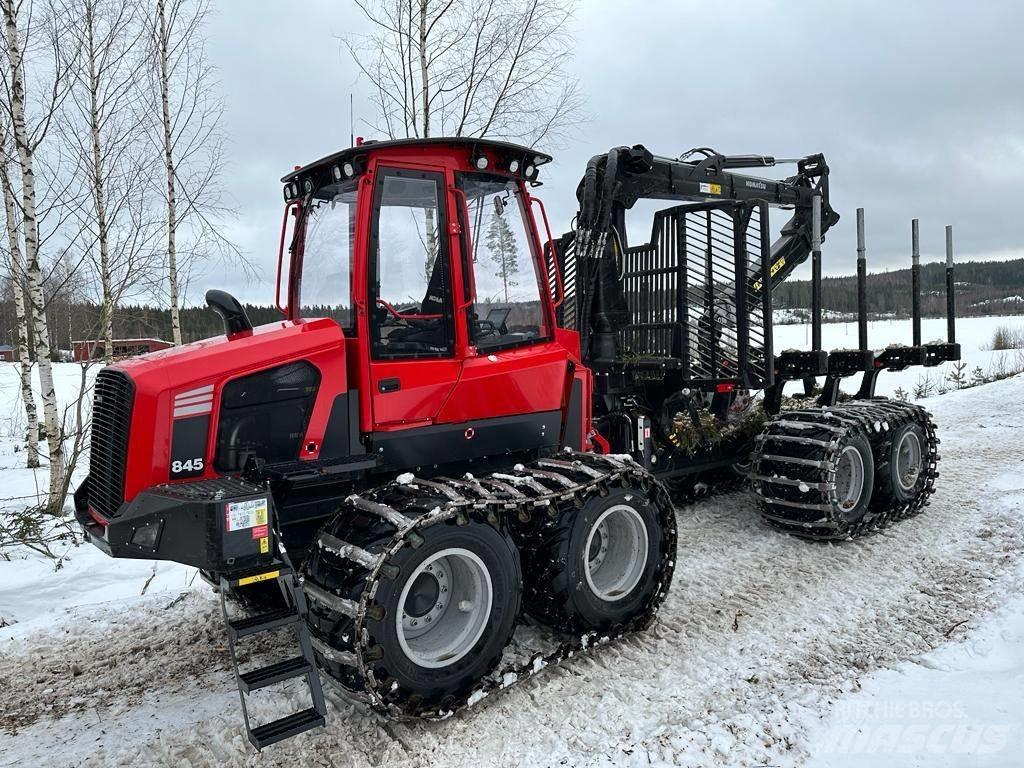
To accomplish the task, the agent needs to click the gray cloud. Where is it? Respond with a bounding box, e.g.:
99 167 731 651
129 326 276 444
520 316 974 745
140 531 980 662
201 0 1024 303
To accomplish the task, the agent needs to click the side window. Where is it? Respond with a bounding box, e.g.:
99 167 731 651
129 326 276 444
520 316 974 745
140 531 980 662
369 170 454 359
456 174 549 352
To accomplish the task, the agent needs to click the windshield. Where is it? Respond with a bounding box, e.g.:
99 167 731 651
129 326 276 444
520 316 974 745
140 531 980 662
298 179 358 332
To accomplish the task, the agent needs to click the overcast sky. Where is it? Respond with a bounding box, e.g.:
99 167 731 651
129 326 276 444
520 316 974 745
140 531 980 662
203 0 1024 304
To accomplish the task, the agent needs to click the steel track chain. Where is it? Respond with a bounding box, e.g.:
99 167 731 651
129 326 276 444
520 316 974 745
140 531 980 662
303 451 677 720
751 398 939 539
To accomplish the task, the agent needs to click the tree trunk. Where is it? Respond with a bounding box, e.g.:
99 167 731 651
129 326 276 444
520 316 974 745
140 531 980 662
0 136 39 468
417 1 438 283
3 0 65 503
157 0 181 346
84 4 114 363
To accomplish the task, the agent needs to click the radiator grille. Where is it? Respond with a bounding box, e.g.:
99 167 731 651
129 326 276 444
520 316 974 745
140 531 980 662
88 368 134 518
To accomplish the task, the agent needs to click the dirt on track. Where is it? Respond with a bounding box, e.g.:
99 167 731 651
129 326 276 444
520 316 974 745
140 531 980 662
1 376 1023 768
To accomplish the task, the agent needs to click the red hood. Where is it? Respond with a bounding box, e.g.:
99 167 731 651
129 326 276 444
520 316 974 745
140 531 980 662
114 318 343 391
112 318 347 502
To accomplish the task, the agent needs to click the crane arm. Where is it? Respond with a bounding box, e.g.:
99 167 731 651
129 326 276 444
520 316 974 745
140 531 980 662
574 145 838 293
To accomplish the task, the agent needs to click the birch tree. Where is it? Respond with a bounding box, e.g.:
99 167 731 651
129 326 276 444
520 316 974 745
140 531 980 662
0 119 39 467
348 0 581 280
149 0 239 346
61 0 160 361
348 0 583 145
0 0 71 502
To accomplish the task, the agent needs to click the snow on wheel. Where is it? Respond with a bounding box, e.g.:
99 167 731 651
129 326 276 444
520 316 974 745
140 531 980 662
751 408 878 539
521 485 666 633
863 402 938 520
305 513 521 712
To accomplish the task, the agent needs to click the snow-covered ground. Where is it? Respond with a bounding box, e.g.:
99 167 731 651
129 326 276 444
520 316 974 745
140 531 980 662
0 315 1023 767
773 313 1024 398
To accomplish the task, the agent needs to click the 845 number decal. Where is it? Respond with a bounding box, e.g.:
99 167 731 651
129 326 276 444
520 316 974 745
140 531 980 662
171 457 204 475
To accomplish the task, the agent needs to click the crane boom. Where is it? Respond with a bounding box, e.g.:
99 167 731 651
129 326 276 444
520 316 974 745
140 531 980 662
574 144 838 292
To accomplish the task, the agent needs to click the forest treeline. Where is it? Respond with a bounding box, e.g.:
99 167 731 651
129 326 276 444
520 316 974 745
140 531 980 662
2 258 1022 356
773 258 1024 317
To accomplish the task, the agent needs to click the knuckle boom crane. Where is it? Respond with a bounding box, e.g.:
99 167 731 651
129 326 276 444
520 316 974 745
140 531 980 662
71 137 960 747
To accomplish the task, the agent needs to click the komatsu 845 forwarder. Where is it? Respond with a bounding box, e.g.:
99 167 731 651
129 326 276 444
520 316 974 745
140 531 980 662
75 137 961 748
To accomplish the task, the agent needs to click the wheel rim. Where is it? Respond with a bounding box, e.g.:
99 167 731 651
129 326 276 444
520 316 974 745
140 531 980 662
834 445 866 513
895 430 923 491
584 504 649 602
396 548 493 669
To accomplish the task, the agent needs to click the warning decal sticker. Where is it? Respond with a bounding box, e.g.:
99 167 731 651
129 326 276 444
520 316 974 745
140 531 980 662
225 497 269 532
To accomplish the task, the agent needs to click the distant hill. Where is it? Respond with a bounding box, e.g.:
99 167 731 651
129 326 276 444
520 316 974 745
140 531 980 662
773 258 1024 319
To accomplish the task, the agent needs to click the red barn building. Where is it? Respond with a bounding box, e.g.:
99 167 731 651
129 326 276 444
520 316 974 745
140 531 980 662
0 344 14 362
72 338 172 361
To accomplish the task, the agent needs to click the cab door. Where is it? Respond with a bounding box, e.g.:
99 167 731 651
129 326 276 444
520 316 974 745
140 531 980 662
365 166 461 429
438 172 569 425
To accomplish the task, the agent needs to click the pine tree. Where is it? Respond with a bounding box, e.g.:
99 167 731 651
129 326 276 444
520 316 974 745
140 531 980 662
485 210 519 303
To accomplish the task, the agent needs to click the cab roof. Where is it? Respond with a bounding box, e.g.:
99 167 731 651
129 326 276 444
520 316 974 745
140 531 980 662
281 137 552 184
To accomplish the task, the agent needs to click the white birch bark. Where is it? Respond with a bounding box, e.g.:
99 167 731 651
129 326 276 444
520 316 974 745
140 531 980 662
0 130 39 467
1 0 65 499
156 0 180 345
82 2 114 362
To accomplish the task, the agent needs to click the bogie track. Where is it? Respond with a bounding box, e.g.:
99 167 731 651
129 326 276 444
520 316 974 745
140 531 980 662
751 398 939 539
302 452 677 719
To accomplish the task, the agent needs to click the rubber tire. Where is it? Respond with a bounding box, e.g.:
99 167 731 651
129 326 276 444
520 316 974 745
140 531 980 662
523 487 663 633
368 521 521 705
834 431 875 524
877 421 930 505
308 518 521 708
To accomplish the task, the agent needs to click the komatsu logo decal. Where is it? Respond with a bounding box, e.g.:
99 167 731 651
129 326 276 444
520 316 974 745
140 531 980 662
745 180 768 190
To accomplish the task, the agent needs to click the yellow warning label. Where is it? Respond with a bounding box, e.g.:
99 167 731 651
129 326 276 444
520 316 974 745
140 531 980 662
753 257 787 292
237 569 277 586
259 537 270 554
699 182 723 195
255 506 268 526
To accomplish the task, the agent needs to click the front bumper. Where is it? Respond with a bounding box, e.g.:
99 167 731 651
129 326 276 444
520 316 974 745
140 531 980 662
74 475 278 572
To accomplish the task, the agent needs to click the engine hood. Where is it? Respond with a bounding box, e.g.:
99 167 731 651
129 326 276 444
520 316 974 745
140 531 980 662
111 318 348 502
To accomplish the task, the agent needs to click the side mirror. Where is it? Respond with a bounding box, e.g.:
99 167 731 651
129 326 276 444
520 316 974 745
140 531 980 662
206 289 253 337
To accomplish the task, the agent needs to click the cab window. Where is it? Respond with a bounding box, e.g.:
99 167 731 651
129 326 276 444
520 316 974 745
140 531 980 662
456 174 549 352
369 169 454 359
300 179 357 333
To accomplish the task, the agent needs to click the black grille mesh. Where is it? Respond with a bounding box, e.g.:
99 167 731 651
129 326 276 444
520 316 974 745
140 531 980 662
88 369 134 517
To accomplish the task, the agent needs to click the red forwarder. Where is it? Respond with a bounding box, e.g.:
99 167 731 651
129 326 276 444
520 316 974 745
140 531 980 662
74 137 959 748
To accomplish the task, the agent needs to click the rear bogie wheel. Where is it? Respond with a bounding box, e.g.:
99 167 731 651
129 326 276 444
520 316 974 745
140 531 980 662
878 421 929 505
752 409 879 539
833 433 874 523
522 486 666 633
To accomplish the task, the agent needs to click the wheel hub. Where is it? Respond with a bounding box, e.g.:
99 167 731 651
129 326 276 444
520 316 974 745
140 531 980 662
584 505 648 602
896 430 923 491
396 548 492 669
835 445 866 513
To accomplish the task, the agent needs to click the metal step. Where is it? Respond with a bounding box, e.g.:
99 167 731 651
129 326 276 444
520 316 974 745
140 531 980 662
228 607 301 639
248 707 326 750
239 656 311 693
219 552 327 751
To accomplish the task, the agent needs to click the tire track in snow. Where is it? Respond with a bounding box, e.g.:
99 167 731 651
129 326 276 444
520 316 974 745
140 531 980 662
2 377 1023 767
